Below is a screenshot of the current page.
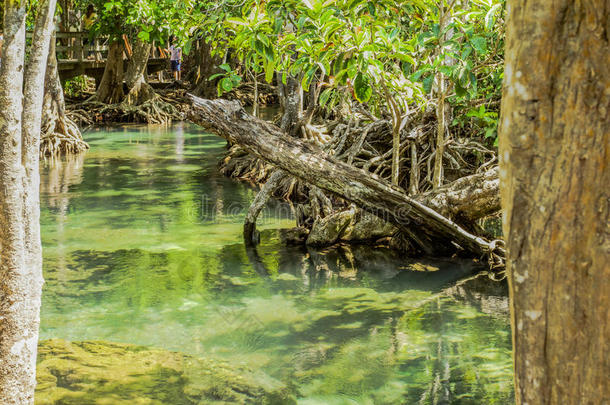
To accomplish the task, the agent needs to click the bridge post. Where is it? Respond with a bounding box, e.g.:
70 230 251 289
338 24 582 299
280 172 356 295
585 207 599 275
75 32 83 61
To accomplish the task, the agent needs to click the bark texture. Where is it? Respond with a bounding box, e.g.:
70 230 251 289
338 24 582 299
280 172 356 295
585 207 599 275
244 170 286 246
499 1 610 404
94 40 125 104
279 75 303 136
420 167 500 225
0 8 29 403
41 30 89 156
189 96 503 260
124 38 155 105
191 39 223 98
432 2 454 189
0 0 56 402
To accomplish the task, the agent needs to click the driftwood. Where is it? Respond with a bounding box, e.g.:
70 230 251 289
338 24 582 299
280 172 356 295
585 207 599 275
188 96 504 263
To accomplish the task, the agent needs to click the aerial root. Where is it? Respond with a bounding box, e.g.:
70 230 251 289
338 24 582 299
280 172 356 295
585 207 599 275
40 116 89 157
68 89 187 125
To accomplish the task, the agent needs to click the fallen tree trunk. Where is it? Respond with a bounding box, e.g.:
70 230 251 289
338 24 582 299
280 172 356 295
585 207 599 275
188 96 504 262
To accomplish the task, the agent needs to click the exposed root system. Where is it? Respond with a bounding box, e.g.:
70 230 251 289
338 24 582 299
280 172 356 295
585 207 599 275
68 89 188 125
40 115 89 156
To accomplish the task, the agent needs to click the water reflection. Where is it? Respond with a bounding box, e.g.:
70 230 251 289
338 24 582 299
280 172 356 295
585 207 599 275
38 122 513 404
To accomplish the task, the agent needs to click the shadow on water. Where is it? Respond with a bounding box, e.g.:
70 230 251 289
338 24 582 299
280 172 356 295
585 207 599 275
37 121 513 404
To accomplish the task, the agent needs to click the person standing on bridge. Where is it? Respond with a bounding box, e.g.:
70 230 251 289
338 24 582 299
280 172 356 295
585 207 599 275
169 36 182 82
0 32 3 67
83 5 98 60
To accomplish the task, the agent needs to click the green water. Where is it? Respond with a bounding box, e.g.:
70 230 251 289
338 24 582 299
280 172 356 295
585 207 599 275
39 122 514 404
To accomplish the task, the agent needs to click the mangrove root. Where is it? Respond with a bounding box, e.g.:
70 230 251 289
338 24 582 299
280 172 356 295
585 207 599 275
188 96 505 266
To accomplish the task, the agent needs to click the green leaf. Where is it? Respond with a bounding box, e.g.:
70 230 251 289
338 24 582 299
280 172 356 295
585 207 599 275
396 53 415 65
183 39 192 56
137 31 150 42
455 82 467 98
257 33 270 47
422 75 434 94
209 73 225 81
471 36 487 55
253 39 265 56
353 73 372 102
411 67 431 81
485 4 502 31
264 45 275 62
439 65 453 77
220 78 233 92
302 66 318 90
265 59 275 83
319 88 334 108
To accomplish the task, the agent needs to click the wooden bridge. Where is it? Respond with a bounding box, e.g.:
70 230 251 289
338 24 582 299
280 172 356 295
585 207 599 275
51 32 168 83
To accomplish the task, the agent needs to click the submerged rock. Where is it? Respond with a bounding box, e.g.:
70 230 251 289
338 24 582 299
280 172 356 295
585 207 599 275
36 339 295 405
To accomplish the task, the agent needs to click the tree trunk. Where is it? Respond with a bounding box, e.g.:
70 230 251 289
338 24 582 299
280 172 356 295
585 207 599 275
243 170 286 246
432 2 454 189
277 72 286 113
95 40 125 104
391 122 401 186
0 0 56 402
252 74 260 118
0 6 29 401
41 29 89 155
189 97 503 259
499 1 609 404
409 142 420 195
280 75 303 136
124 38 156 105
192 39 222 98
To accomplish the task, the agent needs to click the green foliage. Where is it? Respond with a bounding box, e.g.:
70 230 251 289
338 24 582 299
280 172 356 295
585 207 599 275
197 1 504 136
75 0 196 45
209 64 243 96
153 0 506 145
64 76 90 98
466 105 499 145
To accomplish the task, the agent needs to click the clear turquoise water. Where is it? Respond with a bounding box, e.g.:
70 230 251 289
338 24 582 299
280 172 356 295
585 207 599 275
39 122 514 404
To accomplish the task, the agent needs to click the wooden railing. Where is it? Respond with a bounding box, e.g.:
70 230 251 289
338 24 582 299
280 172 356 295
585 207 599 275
56 31 109 61
25 31 109 61
25 31 169 81
27 31 170 63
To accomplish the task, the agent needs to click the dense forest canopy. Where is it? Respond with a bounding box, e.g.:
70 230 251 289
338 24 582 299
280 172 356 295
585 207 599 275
193 0 504 142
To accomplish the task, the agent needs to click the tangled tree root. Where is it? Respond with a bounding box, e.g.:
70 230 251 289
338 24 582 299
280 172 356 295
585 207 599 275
212 98 503 270
225 82 278 107
68 89 188 125
117 97 181 124
41 131 89 156
220 102 498 203
41 113 89 157
190 97 504 266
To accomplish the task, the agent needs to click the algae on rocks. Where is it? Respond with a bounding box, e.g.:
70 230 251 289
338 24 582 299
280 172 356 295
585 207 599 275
36 339 295 405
